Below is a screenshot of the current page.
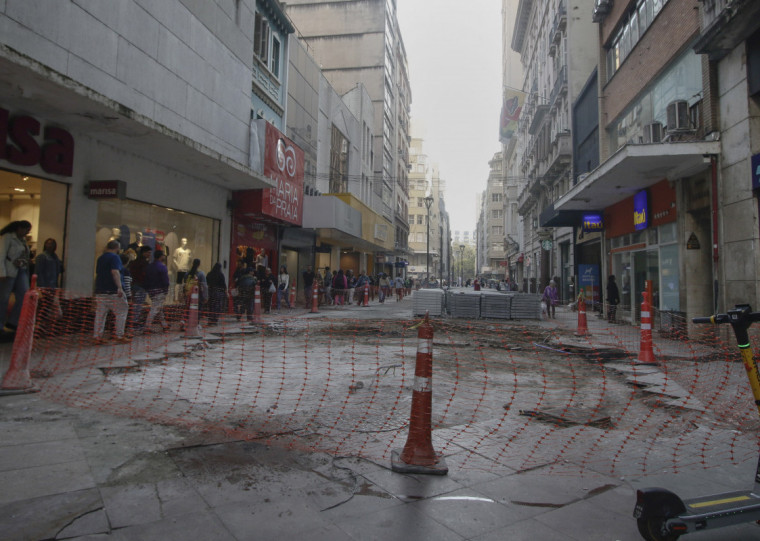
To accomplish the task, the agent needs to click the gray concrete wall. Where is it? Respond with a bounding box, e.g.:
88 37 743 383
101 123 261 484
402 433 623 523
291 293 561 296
0 0 255 165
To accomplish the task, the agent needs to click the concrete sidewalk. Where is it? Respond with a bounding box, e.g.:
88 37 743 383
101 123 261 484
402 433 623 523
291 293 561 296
2 293 760 540
3 391 760 540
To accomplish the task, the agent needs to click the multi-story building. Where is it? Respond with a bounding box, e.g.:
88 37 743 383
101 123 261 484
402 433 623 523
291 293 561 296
284 0 412 274
510 0 597 297
407 137 449 283
553 0 725 326
692 0 760 312
502 0 526 288
480 152 507 281
0 0 297 295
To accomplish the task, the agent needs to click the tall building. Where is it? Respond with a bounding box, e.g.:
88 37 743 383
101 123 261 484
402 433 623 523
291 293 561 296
552 0 724 326
284 0 412 271
510 0 597 297
480 151 506 280
501 0 526 287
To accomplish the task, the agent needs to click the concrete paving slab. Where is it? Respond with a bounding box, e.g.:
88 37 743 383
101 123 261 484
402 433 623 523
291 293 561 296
534 498 640 540
0 488 102 541
57 507 110 538
470 517 568 541
0 458 96 505
96 510 236 541
0 418 79 445
332 501 466 540
0 437 86 472
212 498 337 540
408 487 526 538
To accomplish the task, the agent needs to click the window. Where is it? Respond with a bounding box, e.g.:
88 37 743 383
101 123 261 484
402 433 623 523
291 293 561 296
492 226 504 236
254 12 269 63
329 125 349 193
271 36 280 78
417 197 423 207
606 0 670 80
491 193 502 202
492 209 503 219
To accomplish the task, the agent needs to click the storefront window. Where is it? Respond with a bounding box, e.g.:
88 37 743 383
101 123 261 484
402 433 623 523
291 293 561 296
95 199 219 300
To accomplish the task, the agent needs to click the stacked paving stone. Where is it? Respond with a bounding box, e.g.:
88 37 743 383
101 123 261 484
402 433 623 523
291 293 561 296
446 290 482 319
480 291 512 319
412 288 446 316
509 293 542 319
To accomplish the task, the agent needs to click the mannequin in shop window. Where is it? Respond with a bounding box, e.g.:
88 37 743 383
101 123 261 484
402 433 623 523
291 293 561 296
172 237 192 283
128 231 144 253
108 227 123 251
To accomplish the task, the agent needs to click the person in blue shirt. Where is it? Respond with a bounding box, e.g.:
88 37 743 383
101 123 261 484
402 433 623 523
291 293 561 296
141 250 170 332
93 240 129 343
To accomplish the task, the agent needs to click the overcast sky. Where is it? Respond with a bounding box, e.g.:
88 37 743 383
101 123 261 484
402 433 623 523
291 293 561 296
397 0 504 234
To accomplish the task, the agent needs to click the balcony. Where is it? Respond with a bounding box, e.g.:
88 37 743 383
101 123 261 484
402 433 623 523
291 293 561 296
592 0 612 23
550 65 567 108
538 131 571 180
549 1 567 47
694 0 760 61
528 104 549 135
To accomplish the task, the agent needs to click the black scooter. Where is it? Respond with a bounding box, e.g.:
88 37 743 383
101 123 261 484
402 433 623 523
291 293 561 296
634 304 760 540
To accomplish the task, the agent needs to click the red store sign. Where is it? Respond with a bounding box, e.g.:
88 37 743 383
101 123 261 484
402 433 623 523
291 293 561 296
0 107 75 177
260 122 303 225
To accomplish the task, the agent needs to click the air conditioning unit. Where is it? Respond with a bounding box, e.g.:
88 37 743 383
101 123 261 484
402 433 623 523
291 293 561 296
666 100 690 132
643 122 663 143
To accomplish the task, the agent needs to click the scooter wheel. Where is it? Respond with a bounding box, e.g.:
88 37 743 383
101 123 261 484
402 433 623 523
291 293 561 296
636 517 681 541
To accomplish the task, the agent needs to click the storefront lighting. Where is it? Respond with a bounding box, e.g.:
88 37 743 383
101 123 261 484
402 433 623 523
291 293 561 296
22 176 29 182
14 188 25 192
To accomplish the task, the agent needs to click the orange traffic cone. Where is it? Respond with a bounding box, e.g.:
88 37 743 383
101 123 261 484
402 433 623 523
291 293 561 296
391 312 448 475
638 291 657 364
253 284 263 323
575 293 589 337
311 283 319 313
363 283 369 307
1 276 41 394
184 285 201 338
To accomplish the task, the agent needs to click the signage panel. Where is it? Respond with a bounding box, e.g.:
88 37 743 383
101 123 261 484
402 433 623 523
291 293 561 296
87 180 126 199
261 123 304 225
633 189 649 231
582 213 604 233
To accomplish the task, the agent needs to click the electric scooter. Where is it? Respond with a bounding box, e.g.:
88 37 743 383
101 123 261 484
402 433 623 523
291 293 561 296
634 304 760 540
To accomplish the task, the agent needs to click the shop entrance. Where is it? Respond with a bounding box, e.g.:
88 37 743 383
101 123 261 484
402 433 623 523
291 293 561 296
0 169 68 283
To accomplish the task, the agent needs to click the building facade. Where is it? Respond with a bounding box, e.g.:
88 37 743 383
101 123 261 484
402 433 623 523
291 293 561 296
0 0 292 297
284 0 412 274
554 0 727 328
510 0 597 298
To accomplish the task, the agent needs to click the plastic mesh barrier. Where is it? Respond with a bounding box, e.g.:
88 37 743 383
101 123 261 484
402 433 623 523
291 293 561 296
15 289 760 477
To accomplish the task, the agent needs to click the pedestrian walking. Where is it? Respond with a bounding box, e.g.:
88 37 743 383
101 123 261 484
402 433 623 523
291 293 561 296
277 265 291 309
0 220 31 336
141 250 170 333
606 275 621 324
93 240 130 343
206 262 227 325
542 279 559 319
302 265 315 308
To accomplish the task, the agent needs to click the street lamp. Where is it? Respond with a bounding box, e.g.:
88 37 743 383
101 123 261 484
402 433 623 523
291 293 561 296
424 195 434 285
459 244 465 287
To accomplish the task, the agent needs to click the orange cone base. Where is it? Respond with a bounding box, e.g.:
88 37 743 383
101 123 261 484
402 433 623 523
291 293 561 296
391 448 448 475
636 349 657 365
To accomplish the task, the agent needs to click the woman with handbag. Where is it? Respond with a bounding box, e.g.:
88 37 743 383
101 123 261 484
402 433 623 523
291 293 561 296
0 220 32 336
277 265 291 309
260 267 276 313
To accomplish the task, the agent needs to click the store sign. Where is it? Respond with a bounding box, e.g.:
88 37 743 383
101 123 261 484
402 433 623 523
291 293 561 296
262 123 304 225
87 180 126 199
582 213 604 232
633 189 649 231
0 107 74 176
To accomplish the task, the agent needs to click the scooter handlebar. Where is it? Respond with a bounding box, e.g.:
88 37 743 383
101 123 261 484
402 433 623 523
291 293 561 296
692 316 716 324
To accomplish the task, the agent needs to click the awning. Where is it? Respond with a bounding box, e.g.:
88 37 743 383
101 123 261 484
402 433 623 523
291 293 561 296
302 195 390 253
539 203 594 228
554 141 721 212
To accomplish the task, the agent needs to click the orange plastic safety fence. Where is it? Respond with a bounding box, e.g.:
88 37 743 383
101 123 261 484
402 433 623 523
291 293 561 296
14 288 759 478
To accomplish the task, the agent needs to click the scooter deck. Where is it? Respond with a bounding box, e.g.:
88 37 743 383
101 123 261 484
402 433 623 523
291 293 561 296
683 489 760 514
